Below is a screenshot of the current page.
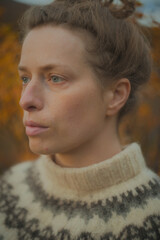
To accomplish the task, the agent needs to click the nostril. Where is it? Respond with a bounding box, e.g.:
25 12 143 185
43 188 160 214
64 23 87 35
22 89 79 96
27 106 37 111
19 90 43 111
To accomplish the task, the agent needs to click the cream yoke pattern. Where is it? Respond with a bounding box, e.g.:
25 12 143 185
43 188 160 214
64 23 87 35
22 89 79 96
0 142 160 239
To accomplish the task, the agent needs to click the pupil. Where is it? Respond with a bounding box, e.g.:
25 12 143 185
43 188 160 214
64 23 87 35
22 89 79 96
53 76 59 82
24 77 28 83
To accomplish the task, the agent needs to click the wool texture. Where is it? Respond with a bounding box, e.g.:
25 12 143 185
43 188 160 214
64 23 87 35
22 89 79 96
0 142 160 240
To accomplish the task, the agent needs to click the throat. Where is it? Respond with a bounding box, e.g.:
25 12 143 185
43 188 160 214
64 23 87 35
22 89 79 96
51 139 122 168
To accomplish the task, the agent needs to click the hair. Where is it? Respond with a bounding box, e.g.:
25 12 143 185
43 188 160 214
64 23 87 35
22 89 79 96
18 0 152 123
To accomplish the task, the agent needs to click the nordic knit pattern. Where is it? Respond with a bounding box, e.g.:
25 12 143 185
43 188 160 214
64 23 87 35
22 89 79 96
0 142 160 240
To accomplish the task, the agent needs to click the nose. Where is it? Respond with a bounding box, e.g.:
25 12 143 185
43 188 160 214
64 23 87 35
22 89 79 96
19 80 44 112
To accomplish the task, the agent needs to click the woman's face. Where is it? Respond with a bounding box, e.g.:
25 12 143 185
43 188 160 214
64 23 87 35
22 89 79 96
18 25 110 155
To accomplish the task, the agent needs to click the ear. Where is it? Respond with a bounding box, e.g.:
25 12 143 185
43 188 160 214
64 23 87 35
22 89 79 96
106 78 131 116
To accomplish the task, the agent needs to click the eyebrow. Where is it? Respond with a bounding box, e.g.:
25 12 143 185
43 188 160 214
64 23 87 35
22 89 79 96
18 64 71 72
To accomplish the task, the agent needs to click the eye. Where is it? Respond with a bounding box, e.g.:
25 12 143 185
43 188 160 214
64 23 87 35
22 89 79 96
50 75 64 83
21 76 30 85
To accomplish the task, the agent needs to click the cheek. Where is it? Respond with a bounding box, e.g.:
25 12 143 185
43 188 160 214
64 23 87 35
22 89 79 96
61 96 87 124
57 90 102 129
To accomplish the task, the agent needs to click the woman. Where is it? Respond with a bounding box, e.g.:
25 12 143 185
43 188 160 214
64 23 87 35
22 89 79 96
0 0 160 239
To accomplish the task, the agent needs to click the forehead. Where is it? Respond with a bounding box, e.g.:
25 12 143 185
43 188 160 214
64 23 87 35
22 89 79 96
20 25 88 69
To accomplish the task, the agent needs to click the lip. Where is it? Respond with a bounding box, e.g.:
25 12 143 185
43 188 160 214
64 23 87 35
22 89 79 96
24 120 47 128
24 121 49 136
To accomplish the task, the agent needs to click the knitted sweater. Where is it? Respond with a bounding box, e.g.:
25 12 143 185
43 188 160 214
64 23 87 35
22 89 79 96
0 143 160 240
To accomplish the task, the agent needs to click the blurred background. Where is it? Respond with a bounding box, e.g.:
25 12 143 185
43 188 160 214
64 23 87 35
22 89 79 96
0 0 160 175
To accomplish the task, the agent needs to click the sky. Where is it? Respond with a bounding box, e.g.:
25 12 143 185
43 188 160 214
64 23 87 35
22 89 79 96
138 0 160 26
13 0 160 26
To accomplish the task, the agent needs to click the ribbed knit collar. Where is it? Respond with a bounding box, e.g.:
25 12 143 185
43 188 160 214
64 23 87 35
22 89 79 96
38 142 146 192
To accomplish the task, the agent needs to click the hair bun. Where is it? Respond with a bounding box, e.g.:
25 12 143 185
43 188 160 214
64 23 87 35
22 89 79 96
101 0 136 19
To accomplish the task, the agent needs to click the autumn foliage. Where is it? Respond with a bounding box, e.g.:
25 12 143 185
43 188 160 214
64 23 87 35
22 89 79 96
0 5 160 175
0 9 36 173
119 26 160 175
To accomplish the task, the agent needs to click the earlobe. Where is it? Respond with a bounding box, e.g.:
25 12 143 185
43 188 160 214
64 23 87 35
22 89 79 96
106 78 131 116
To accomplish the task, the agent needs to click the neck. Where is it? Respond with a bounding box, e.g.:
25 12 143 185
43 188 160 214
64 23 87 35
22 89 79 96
52 119 122 168
42 142 146 193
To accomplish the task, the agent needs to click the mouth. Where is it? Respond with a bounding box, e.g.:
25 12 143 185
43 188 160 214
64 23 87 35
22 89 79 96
24 121 49 136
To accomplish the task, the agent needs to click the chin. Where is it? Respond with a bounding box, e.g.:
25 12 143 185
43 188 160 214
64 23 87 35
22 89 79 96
29 140 53 155
28 137 77 155
29 146 48 155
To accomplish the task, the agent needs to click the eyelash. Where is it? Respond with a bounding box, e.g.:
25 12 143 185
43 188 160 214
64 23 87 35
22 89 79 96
21 76 30 85
20 75 65 85
49 75 65 83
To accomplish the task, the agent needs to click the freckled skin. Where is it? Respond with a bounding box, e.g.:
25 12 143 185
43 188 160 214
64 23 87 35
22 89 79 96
19 25 125 167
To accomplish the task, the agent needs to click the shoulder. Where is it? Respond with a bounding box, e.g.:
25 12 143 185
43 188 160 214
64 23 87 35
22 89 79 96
0 159 33 177
0 158 40 192
120 167 160 207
